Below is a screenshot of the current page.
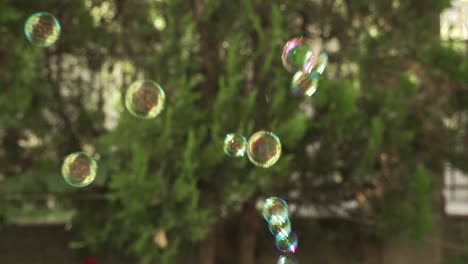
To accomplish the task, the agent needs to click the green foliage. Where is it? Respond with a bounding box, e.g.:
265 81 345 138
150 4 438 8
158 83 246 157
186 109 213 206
446 256 468 264
379 165 433 242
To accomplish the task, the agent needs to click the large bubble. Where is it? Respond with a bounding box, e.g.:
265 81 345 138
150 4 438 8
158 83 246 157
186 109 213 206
125 80 166 119
24 12 61 47
262 197 289 223
275 231 298 254
223 133 247 157
291 71 319 97
282 37 316 73
247 131 281 168
61 152 97 188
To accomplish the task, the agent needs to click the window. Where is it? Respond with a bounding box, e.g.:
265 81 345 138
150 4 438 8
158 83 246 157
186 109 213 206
444 165 468 216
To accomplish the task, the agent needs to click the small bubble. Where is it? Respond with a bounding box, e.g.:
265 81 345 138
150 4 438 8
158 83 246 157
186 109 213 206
268 217 291 239
277 254 298 264
24 12 61 47
262 197 289 223
125 80 165 119
61 152 97 188
275 231 298 254
315 51 328 74
291 71 319 97
223 133 247 157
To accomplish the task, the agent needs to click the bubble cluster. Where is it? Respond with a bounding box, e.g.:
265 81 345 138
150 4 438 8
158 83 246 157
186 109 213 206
61 152 97 188
260 197 299 257
277 255 298 264
291 71 319 97
24 12 61 47
282 37 328 97
223 133 247 157
125 80 166 119
247 131 281 168
275 231 299 254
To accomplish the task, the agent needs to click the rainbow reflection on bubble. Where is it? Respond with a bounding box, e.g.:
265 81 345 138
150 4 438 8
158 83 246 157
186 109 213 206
262 197 289 222
277 254 298 264
291 71 319 97
223 133 247 157
247 131 281 168
275 231 298 254
268 217 291 239
282 37 316 73
61 152 97 188
125 80 165 119
24 12 61 47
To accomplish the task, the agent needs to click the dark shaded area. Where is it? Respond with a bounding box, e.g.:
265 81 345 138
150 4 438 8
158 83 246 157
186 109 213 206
0 225 136 264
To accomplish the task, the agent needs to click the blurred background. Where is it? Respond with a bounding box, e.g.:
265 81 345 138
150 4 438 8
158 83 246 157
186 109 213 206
0 0 467 263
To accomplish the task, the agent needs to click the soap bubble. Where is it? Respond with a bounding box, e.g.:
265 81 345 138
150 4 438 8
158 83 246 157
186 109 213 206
125 80 165 119
262 197 289 222
24 12 61 47
247 131 281 168
291 71 319 97
61 152 97 188
223 133 247 157
315 51 328 74
268 217 291 239
275 231 298 254
282 37 316 73
277 255 298 264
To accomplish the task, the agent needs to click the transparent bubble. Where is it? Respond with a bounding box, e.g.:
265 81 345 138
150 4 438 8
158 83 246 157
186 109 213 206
277 255 298 264
61 152 97 188
125 80 165 119
223 133 247 157
262 197 289 222
315 51 328 74
268 217 291 239
275 231 298 254
24 12 61 47
291 71 319 97
282 37 316 73
247 131 281 168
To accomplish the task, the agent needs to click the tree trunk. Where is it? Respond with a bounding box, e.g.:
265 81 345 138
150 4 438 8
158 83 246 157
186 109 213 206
239 199 261 264
199 223 217 264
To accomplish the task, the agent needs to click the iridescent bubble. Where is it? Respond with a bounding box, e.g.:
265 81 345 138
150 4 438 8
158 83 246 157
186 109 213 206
223 133 247 157
277 255 298 264
282 37 316 73
61 152 97 188
262 197 289 222
275 231 298 254
247 131 281 168
24 12 61 47
315 51 328 74
125 80 165 119
268 217 291 239
291 71 319 97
